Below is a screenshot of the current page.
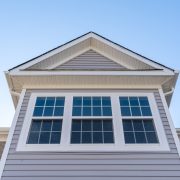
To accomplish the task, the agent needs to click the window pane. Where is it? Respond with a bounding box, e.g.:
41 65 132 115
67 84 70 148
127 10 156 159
133 120 144 131
33 107 44 116
102 107 112 116
103 120 113 131
39 132 50 144
44 107 54 116
124 132 135 144
93 120 102 131
28 132 39 144
83 106 91 116
82 132 92 143
45 97 55 106
71 132 81 144
73 97 82 106
139 97 149 106
135 132 146 143
141 107 152 116
41 120 52 131
93 107 101 116
52 120 62 131
102 97 111 106
131 107 141 116
120 97 129 106
35 97 46 106
72 107 81 116
93 132 103 143
82 120 91 131
146 132 158 143
121 107 131 116
129 97 139 106
123 120 133 131
54 107 64 116
72 120 81 131
50 132 61 144
144 120 155 131
104 132 114 143
92 97 101 106
83 97 91 106
55 97 65 106
31 120 41 131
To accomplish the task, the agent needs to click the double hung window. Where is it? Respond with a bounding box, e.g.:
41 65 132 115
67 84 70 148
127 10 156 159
71 96 114 144
119 96 158 144
18 92 169 152
27 97 65 144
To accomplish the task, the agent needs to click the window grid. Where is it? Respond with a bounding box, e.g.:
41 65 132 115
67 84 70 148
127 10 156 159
27 119 62 144
71 119 114 144
72 96 112 117
33 97 65 117
119 96 152 117
123 119 159 144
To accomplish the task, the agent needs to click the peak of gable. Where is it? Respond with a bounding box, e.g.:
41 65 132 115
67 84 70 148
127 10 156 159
54 50 127 70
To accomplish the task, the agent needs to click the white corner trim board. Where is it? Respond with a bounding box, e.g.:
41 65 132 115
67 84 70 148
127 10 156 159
158 88 180 157
0 89 26 179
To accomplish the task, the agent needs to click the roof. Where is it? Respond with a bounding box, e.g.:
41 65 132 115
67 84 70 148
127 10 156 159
8 31 174 72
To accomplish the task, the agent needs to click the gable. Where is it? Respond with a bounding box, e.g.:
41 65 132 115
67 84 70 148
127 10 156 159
54 50 127 70
9 32 174 72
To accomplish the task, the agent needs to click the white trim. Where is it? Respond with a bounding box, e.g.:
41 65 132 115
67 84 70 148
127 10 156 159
17 91 169 152
158 88 180 157
0 89 26 179
10 34 92 73
9 70 174 76
10 32 174 73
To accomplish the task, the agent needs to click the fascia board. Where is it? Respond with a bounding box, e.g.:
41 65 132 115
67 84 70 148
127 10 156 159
10 33 92 73
91 33 174 73
9 70 175 76
4 71 18 108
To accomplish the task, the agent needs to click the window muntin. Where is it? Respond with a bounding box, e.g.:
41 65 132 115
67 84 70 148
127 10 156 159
27 96 65 144
33 97 65 117
72 96 112 116
119 96 152 117
71 119 114 144
119 96 158 144
18 92 169 152
27 119 62 144
123 119 159 144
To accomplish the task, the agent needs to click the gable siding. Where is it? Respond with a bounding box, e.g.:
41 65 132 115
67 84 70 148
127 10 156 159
55 50 126 70
1 90 180 180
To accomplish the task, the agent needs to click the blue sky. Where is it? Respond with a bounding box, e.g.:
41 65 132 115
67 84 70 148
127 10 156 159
0 0 180 127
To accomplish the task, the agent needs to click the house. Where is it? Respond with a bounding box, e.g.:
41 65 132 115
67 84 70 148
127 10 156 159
1 32 180 180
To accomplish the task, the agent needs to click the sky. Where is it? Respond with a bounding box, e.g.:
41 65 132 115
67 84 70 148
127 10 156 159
0 0 180 128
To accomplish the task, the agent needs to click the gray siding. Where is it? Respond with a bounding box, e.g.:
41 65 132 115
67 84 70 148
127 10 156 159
55 50 127 70
2 90 180 180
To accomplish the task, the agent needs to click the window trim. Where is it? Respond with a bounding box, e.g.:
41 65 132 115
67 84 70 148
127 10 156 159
17 91 170 152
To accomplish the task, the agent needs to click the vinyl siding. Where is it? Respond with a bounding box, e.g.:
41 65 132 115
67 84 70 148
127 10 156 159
55 50 126 70
1 90 180 180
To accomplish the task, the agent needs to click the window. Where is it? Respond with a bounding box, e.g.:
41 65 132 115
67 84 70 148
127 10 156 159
123 119 158 144
27 96 65 144
119 96 158 144
27 119 62 144
18 92 169 152
72 96 112 116
119 96 152 116
71 96 114 144
71 119 114 144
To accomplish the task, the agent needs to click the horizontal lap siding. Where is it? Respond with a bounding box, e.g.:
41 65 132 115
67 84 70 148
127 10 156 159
2 90 180 180
55 50 126 70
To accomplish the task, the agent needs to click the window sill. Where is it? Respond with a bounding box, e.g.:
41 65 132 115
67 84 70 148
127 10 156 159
16 143 170 152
